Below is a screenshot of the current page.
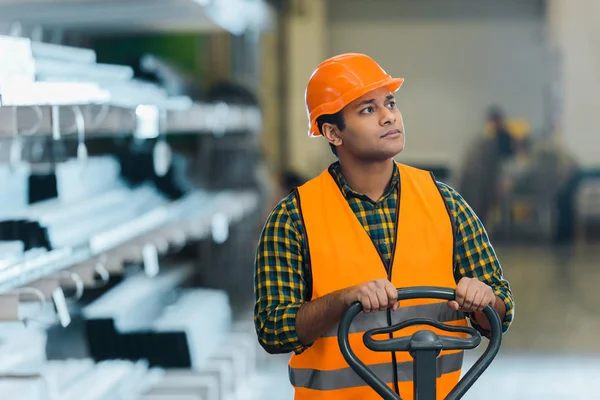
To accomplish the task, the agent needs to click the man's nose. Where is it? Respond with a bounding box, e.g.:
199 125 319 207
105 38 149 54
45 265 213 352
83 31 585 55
380 107 396 125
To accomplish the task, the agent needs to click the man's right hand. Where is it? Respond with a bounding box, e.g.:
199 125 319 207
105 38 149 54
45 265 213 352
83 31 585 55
296 278 399 345
341 279 399 313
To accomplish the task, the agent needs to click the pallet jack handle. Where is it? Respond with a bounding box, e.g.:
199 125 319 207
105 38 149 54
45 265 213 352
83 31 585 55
338 286 502 400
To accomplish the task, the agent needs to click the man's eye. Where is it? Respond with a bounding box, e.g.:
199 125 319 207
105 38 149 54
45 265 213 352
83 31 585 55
387 101 396 108
361 107 374 114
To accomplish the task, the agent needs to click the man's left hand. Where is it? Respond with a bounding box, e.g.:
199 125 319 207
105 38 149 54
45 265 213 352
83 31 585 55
447 277 495 313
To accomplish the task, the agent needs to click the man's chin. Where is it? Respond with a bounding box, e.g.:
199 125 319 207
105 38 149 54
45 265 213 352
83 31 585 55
374 148 404 161
388 143 405 157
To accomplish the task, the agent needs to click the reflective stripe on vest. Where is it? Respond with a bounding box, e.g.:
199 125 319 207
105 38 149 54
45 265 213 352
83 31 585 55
289 351 464 391
291 163 468 400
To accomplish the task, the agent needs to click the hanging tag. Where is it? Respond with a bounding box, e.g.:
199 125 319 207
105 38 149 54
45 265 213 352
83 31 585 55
153 140 172 177
211 213 229 244
9 137 23 169
211 102 229 137
51 105 61 140
143 243 160 277
52 288 71 328
10 107 20 170
135 105 160 139
73 105 88 171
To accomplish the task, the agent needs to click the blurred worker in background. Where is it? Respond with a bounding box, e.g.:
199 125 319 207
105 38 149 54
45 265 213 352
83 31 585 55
487 105 517 161
253 53 515 399
459 106 524 228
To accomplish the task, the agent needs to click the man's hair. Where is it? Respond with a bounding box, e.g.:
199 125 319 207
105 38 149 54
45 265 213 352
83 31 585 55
316 111 345 156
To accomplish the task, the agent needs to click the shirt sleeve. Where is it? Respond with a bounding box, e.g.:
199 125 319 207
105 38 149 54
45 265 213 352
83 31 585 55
438 182 515 334
253 194 311 355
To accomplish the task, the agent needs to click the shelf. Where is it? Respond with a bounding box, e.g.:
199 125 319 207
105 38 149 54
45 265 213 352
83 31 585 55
0 246 90 294
0 102 262 138
0 189 259 294
0 0 274 35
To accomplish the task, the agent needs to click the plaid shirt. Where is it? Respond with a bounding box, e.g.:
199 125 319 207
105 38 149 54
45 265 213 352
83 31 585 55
254 161 514 354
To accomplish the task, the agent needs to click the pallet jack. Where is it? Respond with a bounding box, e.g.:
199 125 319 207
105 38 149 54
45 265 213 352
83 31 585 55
338 287 502 400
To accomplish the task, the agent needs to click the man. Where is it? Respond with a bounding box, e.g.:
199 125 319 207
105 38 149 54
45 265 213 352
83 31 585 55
254 53 514 400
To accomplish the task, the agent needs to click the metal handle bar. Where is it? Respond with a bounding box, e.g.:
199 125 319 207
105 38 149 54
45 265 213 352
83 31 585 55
337 286 502 400
363 317 482 353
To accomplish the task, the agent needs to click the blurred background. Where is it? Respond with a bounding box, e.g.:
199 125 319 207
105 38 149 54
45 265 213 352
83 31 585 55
0 0 598 399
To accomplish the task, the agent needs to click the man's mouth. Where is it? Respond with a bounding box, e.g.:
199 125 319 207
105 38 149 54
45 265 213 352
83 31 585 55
381 129 401 138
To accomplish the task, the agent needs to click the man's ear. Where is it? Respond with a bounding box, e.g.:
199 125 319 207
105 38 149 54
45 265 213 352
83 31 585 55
322 123 343 147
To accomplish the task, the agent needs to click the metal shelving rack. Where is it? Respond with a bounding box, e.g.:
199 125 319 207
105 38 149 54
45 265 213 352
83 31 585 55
0 2 274 399
0 0 273 295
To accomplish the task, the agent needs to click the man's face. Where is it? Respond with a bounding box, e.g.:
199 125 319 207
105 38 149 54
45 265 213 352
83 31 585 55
335 87 405 162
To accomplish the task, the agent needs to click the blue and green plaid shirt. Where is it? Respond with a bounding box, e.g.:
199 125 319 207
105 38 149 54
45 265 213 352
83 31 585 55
254 161 514 354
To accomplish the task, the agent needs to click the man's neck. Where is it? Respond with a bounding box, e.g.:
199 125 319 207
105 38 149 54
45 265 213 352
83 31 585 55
338 158 395 202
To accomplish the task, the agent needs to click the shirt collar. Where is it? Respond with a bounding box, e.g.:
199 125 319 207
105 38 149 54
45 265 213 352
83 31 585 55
328 161 400 202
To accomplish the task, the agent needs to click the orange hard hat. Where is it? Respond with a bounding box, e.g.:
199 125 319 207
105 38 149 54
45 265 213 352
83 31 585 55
305 53 404 137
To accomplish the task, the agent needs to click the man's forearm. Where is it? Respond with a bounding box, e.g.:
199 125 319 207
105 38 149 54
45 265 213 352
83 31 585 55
295 289 349 346
473 295 506 333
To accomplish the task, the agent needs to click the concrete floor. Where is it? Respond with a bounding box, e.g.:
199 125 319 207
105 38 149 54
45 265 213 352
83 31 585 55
252 244 600 399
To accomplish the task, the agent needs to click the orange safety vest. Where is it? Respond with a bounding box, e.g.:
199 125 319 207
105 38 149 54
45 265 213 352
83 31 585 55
289 163 469 400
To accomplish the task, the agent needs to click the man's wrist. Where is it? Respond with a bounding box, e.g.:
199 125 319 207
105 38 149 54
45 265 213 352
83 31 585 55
472 295 505 333
335 287 353 309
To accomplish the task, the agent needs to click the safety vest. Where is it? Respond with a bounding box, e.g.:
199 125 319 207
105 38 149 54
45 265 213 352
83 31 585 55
289 163 469 400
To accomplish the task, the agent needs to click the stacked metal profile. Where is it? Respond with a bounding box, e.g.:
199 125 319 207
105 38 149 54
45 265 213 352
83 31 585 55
0 34 262 139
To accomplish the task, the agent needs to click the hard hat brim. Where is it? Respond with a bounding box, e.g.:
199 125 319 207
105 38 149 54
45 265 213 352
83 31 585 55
308 77 404 137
